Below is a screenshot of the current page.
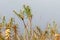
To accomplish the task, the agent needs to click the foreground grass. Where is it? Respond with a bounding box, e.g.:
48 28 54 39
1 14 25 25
0 5 59 40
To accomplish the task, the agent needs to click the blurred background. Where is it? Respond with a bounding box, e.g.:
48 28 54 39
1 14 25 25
0 0 60 33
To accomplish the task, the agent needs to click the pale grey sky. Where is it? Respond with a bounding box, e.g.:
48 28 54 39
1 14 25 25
0 0 60 32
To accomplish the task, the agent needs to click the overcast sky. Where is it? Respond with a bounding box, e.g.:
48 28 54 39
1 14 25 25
0 0 60 32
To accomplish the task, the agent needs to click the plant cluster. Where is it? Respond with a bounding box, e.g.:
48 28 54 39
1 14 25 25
0 5 59 40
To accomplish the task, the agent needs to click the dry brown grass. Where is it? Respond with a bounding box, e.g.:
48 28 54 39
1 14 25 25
0 5 59 40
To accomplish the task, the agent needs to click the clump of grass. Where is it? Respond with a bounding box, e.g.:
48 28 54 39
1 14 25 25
0 5 59 40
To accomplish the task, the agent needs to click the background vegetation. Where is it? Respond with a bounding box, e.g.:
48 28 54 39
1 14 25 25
0 5 58 40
